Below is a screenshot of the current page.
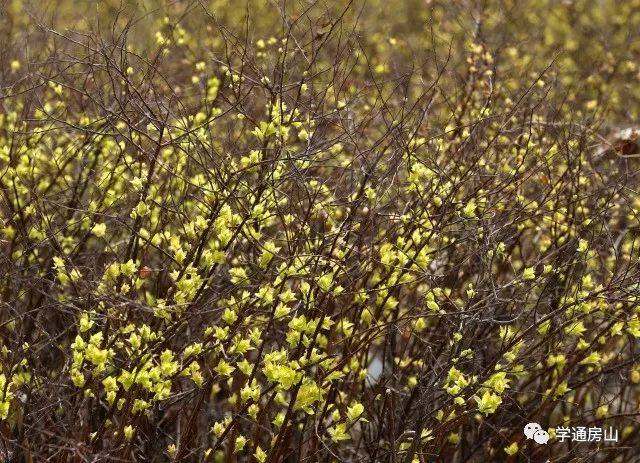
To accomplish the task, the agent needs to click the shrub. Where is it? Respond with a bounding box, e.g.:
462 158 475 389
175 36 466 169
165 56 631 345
1 1 640 461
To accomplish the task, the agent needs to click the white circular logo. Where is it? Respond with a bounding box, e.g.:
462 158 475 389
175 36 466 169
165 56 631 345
524 422 550 444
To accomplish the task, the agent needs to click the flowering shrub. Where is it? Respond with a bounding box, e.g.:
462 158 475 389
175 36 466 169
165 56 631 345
1 1 640 461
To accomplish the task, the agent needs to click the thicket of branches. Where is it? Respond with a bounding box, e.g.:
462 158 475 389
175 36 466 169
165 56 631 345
2 0 640 461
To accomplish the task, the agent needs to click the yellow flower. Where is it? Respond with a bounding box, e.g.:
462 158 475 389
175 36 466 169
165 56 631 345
234 436 247 453
522 267 535 280
577 239 588 252
346 401 364 422
70 369 85 387
212 420 225 437
596 404 608 419
259 241 280 269
254 446 267 462
476 390 502 416
462 201 477 218
627 316 640 337
504 442 518 456
328 423 350 442
222 308 238 325
124 425 134 441
214 359 235 377
92 223 106 237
